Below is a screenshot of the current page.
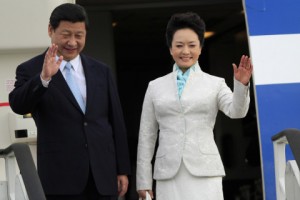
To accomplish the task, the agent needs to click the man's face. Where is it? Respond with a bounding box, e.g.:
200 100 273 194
48 21 86 61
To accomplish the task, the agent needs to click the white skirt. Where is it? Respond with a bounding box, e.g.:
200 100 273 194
156 163 224 200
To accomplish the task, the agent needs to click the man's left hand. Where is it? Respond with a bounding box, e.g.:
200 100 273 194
117 175 129 197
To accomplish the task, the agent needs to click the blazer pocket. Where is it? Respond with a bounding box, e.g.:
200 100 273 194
198 140 219 155
155 147 166 158
154 149 166 172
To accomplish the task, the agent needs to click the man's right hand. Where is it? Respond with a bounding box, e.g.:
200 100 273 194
41 44 63 81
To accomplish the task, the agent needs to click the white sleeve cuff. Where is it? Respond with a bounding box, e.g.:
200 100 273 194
40 75 51 88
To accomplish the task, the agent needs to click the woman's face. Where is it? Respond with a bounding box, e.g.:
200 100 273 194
169 28 202 71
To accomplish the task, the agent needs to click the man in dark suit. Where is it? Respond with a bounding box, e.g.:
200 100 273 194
9 3 130 200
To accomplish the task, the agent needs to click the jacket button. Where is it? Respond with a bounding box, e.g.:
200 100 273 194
85 144 88 148
84 122 88 126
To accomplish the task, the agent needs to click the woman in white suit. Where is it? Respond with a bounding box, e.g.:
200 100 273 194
136 12 253 200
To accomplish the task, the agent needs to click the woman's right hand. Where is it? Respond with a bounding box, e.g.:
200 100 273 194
138 190 154 199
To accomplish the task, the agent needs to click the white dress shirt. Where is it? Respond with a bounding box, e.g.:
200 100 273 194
40 55 87 105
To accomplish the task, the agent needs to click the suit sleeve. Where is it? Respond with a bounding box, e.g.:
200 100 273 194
136 82 159 191
9 64 47 115
107 69 131 175
218 78 250 118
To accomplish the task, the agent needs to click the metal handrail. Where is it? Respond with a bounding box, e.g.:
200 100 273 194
272 128 300 168
0 143 46 200
272 128 300 200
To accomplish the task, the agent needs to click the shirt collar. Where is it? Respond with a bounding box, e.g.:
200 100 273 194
59 55 81 71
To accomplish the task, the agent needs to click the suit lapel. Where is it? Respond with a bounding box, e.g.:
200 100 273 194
172 71 179 99
171 71 185 111
51 66 84 114
80 54 97 114
37 51 84 113
179 63 202 99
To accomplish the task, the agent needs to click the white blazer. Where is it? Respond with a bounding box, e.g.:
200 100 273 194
136 62 250 190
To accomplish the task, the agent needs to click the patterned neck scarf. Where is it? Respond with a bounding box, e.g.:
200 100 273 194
175 63 196 99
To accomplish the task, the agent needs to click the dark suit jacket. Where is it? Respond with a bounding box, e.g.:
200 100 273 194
9 52 131 195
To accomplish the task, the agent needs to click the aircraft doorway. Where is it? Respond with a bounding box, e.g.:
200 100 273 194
79 1 262 199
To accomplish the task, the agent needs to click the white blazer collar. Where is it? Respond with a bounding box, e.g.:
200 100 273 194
172 61 202 74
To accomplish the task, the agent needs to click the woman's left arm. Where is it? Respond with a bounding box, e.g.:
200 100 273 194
232 55 253 85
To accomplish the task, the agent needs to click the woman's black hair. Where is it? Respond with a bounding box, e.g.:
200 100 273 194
166 12 206 48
